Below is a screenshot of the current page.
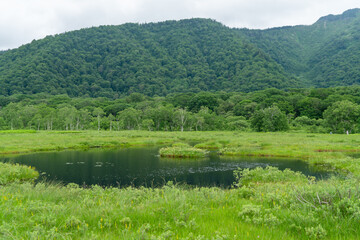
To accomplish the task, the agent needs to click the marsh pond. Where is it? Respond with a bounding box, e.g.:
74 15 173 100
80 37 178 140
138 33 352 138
1 147 328 187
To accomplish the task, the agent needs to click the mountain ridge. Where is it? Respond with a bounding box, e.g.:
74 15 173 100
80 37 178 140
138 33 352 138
0 18 297 97
238 8 360 87
0 9 359 97
316 8 360 23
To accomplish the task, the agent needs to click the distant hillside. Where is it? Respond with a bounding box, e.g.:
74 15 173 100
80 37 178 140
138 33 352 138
238 8 360 87
0 19 295 97
0 9 359 97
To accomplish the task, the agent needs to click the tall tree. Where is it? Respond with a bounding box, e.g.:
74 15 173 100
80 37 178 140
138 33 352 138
251 105 289 132
175 108 189 132
323 100 360 133
93 108 105 131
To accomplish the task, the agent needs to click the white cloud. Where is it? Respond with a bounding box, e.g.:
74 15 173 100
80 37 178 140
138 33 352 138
0 0 359 50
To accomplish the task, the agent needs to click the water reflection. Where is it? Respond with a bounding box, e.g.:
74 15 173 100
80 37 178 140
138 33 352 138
1 147 328 187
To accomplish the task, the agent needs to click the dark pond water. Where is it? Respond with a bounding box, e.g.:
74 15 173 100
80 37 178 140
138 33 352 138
1 147 328 187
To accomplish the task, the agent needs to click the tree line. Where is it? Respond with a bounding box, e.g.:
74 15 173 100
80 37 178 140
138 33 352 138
1 86 360 133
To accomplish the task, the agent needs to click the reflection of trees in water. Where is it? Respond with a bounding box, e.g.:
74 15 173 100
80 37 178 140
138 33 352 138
2 148 325 187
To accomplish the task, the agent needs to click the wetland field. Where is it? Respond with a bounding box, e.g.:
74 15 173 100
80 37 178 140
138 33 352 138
1 130 360 239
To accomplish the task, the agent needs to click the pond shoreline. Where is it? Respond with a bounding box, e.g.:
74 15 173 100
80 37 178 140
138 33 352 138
1 146 326 188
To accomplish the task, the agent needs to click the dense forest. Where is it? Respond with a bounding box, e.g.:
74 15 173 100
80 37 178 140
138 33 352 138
1 86 360 133
0 19 295 97
238 8 360 88
0 9 360 97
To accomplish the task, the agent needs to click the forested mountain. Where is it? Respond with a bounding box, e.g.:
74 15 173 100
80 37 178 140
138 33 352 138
0 19 296 97
238 8 360 87
0 9 359 97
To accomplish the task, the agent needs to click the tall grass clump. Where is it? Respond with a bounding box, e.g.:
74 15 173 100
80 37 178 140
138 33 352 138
194 141 223 150
0 162 39 184
159 143 208 158
219 146 263 157
234 166 308 187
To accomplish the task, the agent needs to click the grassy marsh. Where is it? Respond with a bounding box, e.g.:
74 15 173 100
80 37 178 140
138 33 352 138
1 131 359 175
1 130 360 239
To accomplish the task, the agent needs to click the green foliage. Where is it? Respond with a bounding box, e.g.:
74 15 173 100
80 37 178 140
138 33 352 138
323 100 360 133
250 105 289 132
0 86 360 132
1 11 360 99
233 100 258 119
239 9 360 88
292 116 327 133
0 19 295 97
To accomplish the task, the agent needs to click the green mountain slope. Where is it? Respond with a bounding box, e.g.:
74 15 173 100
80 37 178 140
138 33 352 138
238 8 360 87
1 9 359 97
0 19 296 97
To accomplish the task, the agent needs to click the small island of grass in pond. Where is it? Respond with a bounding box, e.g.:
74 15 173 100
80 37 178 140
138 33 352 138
159 143 208 158
194 141 223 150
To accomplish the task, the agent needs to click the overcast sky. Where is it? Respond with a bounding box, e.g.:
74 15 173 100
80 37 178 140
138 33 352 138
0 0 359 50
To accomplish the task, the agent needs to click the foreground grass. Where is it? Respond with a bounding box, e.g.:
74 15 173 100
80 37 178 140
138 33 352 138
1 130 360 239
1 165 360 239
0 181 293 239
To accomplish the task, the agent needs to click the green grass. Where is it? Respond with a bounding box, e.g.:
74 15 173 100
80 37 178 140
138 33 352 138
234 166 309 187
0 181 300 239
0 162 39 185
194 141 223 150
234 167 360 239
0 129 37 134
1 130 360 174
159 143 208 158
2 130 360 238
1 167 360 239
